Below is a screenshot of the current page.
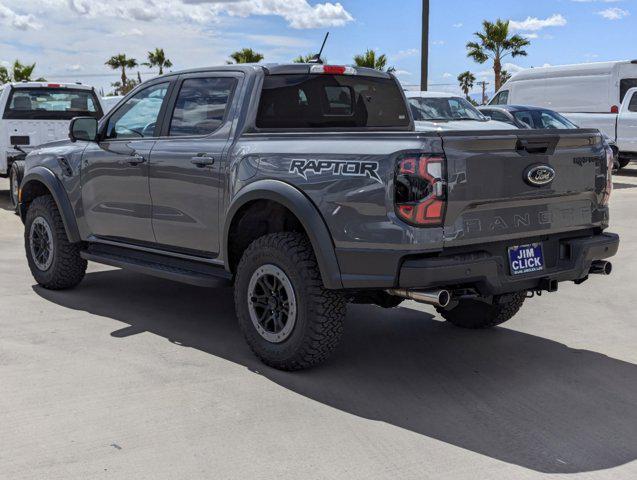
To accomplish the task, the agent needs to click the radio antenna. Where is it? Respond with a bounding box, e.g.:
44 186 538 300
309 32 329 64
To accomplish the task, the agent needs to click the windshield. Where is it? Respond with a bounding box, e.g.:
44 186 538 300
408 96 485 121
3 88 102 120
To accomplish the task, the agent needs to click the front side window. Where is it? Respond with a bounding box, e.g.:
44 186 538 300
105 82 169 140
169 77 237 137
513 111 534 128
408 96 484 121
3 88 102 120
490 90 509 105
256 74 410 129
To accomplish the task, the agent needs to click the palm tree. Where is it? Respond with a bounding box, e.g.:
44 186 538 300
500 69 512 85
11 60 37 81
466 19 530 91
293 54 315 63
457 71 476 99
228 48 264 64
353 49 395 73
105 54 138 90
143 48 173 75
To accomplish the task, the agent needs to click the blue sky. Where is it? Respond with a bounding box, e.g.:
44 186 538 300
0 0 634 94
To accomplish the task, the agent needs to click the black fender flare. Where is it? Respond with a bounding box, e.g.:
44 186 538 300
19 166 81 243
223 179 343 289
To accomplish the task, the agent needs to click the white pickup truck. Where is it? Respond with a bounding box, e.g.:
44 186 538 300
0 82 104 208
490 60 637 169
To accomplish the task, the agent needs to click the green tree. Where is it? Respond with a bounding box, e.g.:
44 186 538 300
0 66 9 84
293 54 314 63
228 48 264 64
0 60 45 83
353 49 394 73
143 48 173 75
466 19 529 91
105 54 138 93
500 69 512 85
457 71 476 99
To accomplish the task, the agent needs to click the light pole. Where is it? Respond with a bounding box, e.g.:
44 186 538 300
421 0 429 91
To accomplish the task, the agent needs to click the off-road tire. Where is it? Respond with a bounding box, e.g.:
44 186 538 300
437 292 526 329
617 157 631 170
9 160 25 212
234 232 346 370
24 195 87 290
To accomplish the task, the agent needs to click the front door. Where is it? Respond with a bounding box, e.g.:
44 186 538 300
617 87 637 154
81 81 172 244
149 74 241 255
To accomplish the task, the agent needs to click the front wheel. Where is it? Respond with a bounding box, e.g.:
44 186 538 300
234 232 346 370
437 292 526 329
24 195 87 290
9 160 25 212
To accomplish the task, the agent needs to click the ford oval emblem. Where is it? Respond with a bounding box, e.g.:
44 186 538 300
525 164 555 187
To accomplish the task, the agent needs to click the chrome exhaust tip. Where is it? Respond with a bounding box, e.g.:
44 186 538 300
589 260 612 276
386 289 452 308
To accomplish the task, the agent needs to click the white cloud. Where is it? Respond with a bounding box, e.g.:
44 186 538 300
452 22 463 28
442 72 452 78
0 1 40 29
510 14 567 32
61 0 353 29
66 64 83 72
393 70 412 77
597 7 629 20
432 40 445 46
522 33 539 39
393 48 418 61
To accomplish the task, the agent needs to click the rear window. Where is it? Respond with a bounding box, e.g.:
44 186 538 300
256 74 410 130
3 88 103 120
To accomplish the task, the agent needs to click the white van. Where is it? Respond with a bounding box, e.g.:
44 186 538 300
490 60 637 168
0 82 104 207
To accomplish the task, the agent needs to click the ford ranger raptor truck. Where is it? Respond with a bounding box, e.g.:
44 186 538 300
17 64 619 370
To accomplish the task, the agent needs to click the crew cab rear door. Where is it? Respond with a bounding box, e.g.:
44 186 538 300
148 72 242 255
440 130 609 248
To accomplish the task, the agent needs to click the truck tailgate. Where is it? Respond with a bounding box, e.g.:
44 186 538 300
440 130 609 247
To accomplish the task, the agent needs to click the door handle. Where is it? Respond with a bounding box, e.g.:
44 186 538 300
190 153 215 167
127 154 146 166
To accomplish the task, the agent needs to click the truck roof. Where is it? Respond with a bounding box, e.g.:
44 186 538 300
157 63 394 79
507 60 637 83
404 91 462 99
7 81 95 91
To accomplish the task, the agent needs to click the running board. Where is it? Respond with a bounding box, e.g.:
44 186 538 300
81 244 232 288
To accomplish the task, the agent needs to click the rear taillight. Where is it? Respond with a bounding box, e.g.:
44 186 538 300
395 154 446 226
602 145 614 205
610 105 619 114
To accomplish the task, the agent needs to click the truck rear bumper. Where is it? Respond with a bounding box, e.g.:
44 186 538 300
398 232 619 295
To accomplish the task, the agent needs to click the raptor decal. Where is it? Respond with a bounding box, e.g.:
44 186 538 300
289 159 382 182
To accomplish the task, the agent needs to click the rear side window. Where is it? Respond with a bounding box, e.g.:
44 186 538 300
3 88 102 120
169 77 237 136
486 110 512 124
629 94 637 113
256 74 410 129
513 111 535 128
620 79 637 103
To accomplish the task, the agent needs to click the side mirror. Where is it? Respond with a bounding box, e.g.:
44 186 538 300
69 117 98 142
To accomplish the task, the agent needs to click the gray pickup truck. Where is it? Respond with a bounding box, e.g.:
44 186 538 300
18 63 619 370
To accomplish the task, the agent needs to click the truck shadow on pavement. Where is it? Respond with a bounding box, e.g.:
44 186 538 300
34 270 637 475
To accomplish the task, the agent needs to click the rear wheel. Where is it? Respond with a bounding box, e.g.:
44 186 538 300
24 195 87 290
234 232 346 370
437 292 526 329
9 160 25 212
617 157 631 170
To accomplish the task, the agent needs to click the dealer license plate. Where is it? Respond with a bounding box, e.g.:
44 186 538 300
508 243 545 276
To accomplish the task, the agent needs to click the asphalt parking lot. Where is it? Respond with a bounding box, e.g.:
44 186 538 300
1 170 636 480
